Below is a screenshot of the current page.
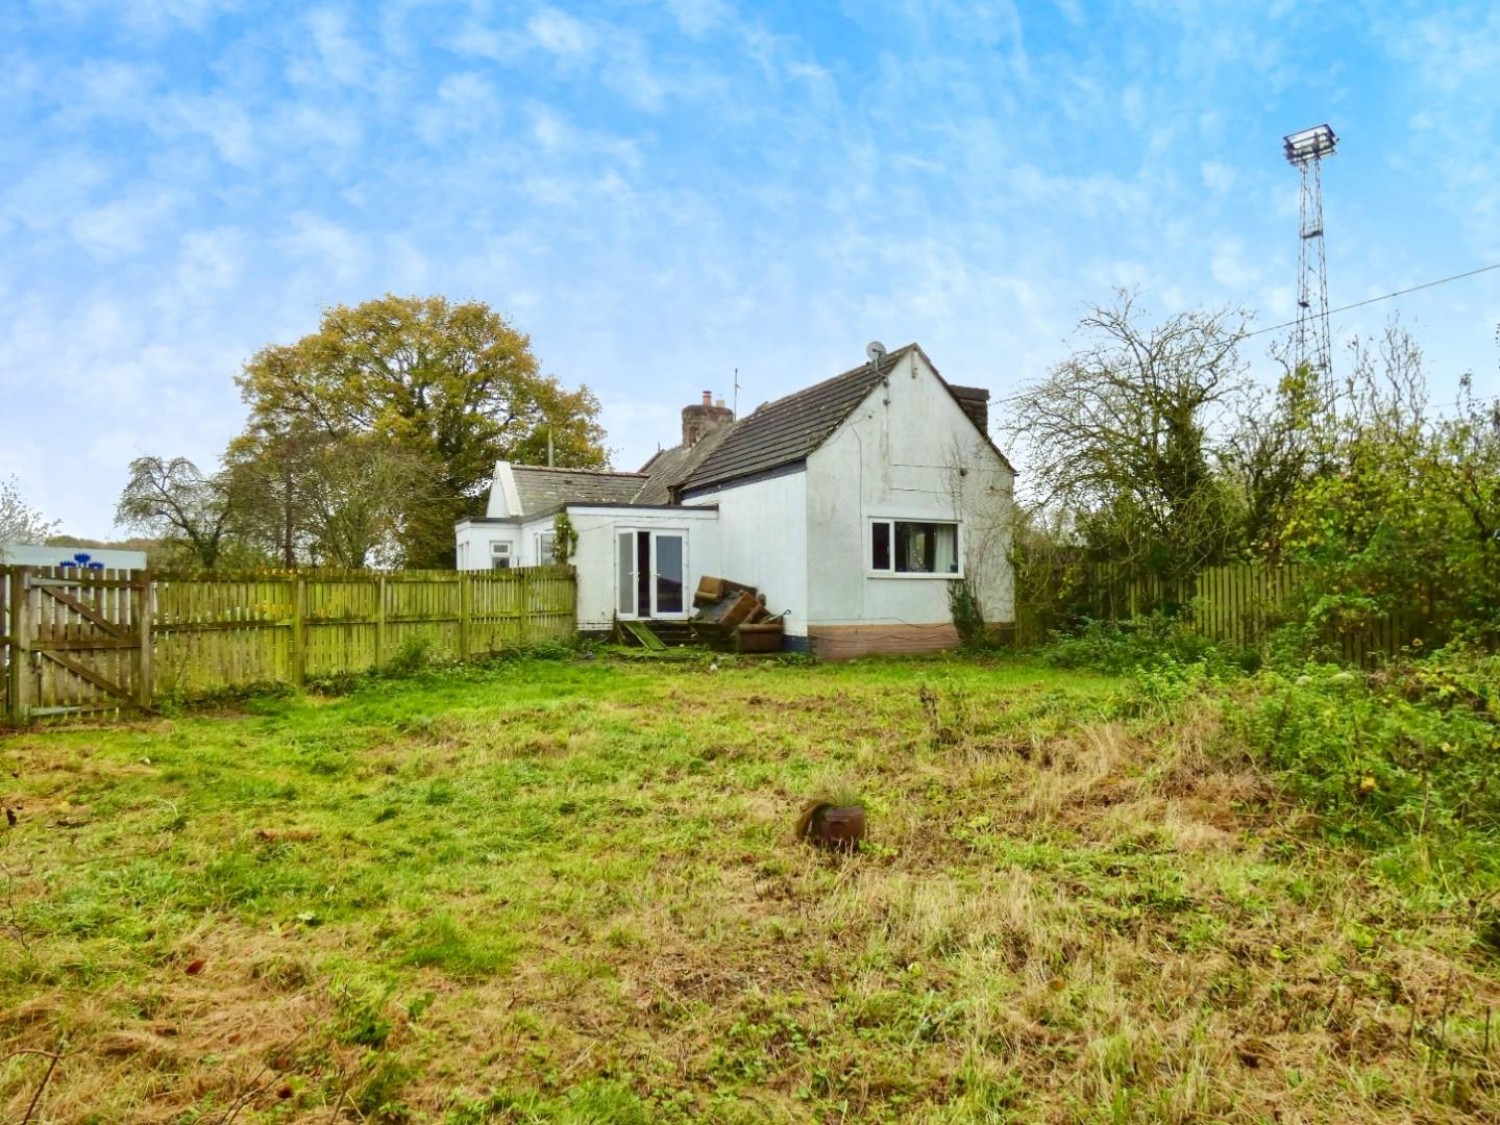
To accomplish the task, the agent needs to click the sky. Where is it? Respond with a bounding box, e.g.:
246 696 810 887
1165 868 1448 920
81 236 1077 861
3 0 1498 537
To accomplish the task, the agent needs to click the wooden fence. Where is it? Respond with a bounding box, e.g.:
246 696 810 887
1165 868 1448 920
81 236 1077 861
1017 560 1432 664
2 565 576 723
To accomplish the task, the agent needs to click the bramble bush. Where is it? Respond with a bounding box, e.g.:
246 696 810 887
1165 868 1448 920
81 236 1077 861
1040 612 1500 867
1230 646 1500 862
1040 613 1255 678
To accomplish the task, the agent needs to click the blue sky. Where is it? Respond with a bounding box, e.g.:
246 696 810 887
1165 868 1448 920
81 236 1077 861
3 0 1498 536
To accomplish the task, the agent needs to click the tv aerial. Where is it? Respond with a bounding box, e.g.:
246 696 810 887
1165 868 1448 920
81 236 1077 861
865 340 887 366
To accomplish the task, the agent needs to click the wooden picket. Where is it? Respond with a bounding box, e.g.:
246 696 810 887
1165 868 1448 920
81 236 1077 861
2 564 577 721
1017 559 1432 664
1 567 150 722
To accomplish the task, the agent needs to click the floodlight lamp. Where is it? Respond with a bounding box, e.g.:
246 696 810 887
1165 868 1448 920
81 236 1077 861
1284 124 1338 166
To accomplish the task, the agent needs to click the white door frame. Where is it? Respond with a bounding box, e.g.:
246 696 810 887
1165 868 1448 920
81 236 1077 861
615 528 689 619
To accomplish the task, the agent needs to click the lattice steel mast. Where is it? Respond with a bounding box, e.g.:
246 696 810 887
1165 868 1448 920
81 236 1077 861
1284 124 1338 375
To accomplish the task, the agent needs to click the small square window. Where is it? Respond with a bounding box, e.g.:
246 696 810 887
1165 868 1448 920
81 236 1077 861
490 541 513 570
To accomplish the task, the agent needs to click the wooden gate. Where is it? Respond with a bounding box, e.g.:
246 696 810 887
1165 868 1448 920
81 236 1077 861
2 566 151 723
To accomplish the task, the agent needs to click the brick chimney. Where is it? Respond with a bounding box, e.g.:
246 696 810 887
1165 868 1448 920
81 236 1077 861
681 390 734 447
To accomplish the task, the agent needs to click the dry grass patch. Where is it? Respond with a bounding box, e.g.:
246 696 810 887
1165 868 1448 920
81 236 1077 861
1 656 1497 1122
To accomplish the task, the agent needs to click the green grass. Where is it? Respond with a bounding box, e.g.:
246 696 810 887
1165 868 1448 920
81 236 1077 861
1 653 1497 1122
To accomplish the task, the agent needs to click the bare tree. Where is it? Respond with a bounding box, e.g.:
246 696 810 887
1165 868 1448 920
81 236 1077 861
0 475 58 543
1005 291 1249 586
115 456 236 569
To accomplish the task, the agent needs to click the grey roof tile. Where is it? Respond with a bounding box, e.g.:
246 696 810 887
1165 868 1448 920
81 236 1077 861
631 422 735 504
512 466 646 517
680 345 917 493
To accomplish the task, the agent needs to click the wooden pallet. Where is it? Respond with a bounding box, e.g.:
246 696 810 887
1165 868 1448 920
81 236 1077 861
618 620 668 651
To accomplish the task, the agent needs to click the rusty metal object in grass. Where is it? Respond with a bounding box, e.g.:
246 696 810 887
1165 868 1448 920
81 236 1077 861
796 800 866 852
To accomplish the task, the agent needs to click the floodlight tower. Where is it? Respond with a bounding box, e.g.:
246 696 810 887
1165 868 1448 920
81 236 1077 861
1284 124 1338 375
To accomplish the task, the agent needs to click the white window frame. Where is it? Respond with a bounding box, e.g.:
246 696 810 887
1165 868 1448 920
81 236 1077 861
536 531 556 565
490 540 514 570
868 518 962 578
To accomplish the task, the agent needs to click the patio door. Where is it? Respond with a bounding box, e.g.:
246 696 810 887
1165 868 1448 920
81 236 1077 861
615 530 686 619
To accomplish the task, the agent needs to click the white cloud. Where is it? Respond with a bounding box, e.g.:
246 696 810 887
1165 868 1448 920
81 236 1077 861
173 227 248 294
277 214 368 283
1050 0 1085 27
2 151 113 234
30 0 240 37
70 187 188 260
1201 161 1236 195
416 72 501 143
160 92 260 167
664 0 735 38
527 7 595 58
285 5 375 89
1209 238 1258 291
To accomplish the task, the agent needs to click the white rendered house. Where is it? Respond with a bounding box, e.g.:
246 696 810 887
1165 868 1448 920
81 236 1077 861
456 344 1016 658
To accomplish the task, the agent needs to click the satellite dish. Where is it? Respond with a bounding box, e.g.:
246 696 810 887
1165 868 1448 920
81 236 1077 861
865 341 887 365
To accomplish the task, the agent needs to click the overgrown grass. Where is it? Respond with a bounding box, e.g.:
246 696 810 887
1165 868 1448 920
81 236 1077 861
2 652 1498 1122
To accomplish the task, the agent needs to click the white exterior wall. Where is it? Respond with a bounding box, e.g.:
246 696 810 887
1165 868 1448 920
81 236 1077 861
681 470 808 638
804 350 1015 631
566 506 721 631
454 520 520 572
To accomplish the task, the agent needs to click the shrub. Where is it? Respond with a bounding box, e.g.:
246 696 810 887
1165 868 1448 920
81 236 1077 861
947 578 994 651
383 635 434 677
1230 651 1500 852
1040 613 1252 678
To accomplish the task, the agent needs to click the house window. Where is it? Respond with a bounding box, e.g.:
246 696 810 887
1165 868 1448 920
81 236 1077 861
869 520 960 575
490 541 513 570
537 532 556 564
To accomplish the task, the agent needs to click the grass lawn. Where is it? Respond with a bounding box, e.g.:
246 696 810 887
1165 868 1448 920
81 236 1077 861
1 653 1497 1123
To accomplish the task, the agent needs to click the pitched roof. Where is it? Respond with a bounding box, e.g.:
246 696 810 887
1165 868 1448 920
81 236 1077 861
679 345 917 493
493 342 1011 518
512 465 646 517
631 421 735 505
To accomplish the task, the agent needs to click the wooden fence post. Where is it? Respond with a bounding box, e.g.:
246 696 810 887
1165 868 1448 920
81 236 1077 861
458 572 471 662
291 575 307 688
9 568 31 724
375 574 387 670
134 570 154 711
518 570 531 646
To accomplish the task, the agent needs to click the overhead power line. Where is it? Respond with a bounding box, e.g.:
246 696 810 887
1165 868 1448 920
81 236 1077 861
995 260 1500 407
1240 260 1500 342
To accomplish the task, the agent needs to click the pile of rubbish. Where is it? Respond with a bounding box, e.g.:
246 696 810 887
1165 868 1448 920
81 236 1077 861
689 576 785 653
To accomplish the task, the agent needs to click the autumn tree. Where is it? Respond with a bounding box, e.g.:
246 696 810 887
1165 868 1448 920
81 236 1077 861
115 456 237 569
0 475 58 543
235 295 607 567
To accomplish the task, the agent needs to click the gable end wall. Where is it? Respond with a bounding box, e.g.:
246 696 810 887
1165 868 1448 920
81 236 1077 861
803 350 1015 658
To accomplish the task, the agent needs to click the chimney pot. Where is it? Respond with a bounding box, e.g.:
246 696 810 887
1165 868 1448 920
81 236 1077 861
682 392 735 447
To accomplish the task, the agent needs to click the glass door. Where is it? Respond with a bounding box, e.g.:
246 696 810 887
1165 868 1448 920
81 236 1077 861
653 533 685 617
616 530 687 619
